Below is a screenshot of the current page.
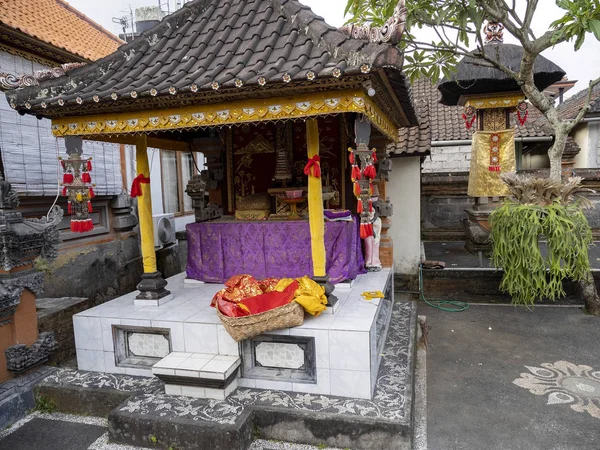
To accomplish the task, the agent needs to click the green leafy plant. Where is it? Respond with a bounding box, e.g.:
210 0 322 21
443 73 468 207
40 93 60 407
490 174 593 306
35 395 57 414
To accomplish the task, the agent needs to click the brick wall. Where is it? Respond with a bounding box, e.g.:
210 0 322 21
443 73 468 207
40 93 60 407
422 145 472 173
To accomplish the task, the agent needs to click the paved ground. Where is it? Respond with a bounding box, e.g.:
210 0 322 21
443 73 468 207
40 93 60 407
424 240 600 269
420 302 600 450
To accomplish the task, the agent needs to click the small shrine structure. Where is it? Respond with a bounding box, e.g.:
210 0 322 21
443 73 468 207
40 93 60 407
5 0 420 402
438 22 565 252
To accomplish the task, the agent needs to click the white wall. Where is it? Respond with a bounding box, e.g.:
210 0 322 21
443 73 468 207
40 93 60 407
388 156 421 275
573 125 590 169
422 145 471 173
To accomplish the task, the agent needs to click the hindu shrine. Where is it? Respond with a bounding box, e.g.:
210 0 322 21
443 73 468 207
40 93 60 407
438 21 566 252
5 0 418 404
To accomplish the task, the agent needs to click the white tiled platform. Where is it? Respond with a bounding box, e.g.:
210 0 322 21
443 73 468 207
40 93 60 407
74 269 394 399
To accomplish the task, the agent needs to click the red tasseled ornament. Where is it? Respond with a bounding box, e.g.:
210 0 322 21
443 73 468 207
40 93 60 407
68 201 72 214
363 164 377 180
372 150 377 163
353 182 361 197
351 165 361 181
369 200 373 212
349 152 354 165
360 223 373 239
81 172 91 183
89 187 95 198
357 200 363 213
60 160 65 169
87 201 93 213
63 173 74 184
87 160 92 172
84 219 94 232
62 186 67 196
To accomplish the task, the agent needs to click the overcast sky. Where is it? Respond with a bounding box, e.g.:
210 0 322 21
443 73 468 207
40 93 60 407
66 0 600 97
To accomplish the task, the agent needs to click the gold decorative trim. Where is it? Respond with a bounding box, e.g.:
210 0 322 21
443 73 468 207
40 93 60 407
49 90 399 142
461 92 524 109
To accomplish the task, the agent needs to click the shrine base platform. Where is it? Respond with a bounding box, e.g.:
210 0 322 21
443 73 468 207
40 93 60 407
73 269 396 400
38 296 417 450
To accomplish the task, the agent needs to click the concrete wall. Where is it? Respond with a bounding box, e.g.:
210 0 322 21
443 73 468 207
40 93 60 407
422 145 471 173
574 125 591 168
388 156 421 275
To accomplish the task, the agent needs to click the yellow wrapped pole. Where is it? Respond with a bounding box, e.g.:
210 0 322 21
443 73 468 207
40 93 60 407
306 119 326 277
135 135 157 274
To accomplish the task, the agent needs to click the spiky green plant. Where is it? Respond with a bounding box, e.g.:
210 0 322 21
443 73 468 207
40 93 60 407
490 174 594 306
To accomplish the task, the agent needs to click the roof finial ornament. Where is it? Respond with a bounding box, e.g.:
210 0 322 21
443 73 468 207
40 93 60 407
484 21 504 44
341 0 407 45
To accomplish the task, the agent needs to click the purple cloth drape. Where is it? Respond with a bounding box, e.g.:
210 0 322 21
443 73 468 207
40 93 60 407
186 217 366 284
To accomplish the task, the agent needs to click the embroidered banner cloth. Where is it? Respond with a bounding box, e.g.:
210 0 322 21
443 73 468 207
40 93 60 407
186 217 366 284
468 129 516 197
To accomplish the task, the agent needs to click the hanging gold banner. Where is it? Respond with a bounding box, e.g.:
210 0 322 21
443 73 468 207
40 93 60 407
467 129 516 197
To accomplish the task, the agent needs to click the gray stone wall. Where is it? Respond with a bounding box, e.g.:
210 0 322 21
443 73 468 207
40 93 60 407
422 145 471 173
421 169 600 241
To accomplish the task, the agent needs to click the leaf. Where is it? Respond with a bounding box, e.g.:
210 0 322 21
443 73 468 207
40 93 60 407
589 19 600 40
574 32 586 50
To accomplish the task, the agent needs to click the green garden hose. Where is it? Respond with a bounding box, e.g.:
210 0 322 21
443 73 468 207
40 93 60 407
419 263 470 312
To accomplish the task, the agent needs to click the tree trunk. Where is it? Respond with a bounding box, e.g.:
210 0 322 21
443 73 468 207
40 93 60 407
579 277 600 315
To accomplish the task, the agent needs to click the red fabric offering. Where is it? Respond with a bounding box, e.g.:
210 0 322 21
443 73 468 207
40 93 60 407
238 280 299 315
213 276 299 318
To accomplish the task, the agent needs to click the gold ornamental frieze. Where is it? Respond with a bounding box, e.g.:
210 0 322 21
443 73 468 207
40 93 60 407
50 90 399 142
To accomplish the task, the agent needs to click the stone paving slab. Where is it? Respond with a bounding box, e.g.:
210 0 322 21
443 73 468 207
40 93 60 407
422 303 600 450
0 416 105 450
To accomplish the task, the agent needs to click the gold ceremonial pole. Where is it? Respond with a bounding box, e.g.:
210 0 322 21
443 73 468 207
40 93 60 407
306 119 326 277
135 135 158 274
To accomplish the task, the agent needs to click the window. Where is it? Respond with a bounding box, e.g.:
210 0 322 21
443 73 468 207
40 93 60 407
161 151 202 215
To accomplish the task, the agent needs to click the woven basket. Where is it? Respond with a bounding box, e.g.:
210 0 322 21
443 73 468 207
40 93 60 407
217 301 305 342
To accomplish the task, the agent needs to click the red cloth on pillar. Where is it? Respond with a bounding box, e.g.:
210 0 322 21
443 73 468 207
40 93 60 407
130 174 150 198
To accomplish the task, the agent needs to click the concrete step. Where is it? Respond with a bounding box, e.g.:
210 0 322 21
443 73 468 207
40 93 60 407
152 352 240 400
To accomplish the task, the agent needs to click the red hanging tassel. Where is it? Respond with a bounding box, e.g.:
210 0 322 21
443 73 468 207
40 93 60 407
87 201 93 213
462 113 476 130
89 187 95 198
357 200 363 213
87 160 92 172
372 150 377 163
60 160 65 169
70 220 78 232
363 164 377 180
62 186 67 196
360 223 373 239
81 172 91 183
63 173 74 184
83 219 94 232
517 110 528 126
68 201 72 214
349 152 354 165
351 165 361 181
369 200 373 212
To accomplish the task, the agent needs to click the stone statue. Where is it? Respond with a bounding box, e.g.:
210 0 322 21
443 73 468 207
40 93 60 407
364 210 383 272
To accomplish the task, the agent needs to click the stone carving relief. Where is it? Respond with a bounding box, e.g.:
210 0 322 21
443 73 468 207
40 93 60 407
341 0 407 45
5 332 58 374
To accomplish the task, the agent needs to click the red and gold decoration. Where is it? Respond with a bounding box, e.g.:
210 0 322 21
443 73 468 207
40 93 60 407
489 133 501 172
517 100 529 126
462 105 477 130
60 137 94 233
467 129 516 197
